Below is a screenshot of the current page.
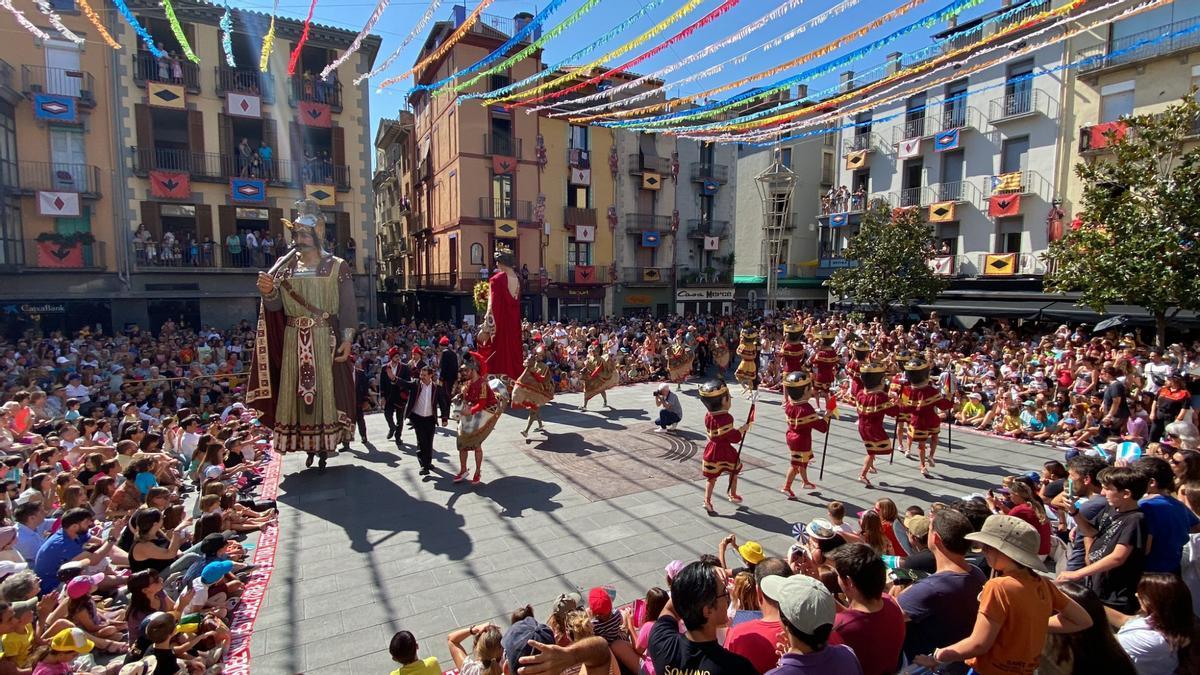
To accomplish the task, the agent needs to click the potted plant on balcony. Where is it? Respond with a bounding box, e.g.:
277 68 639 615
34 232 94 268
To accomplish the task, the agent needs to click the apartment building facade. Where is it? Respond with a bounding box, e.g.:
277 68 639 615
374 112 416 322
0 3 122 337
672 139 737 317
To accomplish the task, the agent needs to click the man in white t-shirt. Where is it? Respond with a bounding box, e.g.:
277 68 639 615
178 416 202 464
1143 351 1172 399
63 375 90 404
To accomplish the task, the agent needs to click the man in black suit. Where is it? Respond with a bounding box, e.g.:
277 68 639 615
404 365 439 474
436 336 458 428
379 346 411 444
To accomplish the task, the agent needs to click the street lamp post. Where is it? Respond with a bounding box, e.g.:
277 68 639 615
754 147 798 315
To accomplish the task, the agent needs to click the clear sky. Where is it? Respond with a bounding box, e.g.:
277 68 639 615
244 0 999 153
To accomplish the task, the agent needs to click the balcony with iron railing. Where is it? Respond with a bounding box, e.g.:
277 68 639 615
898 186 935 208
893 105 984 144
478 197 533 222
5 160 103 197
468 12 542 42
928 180 983 206
484 133 522 158
215 66 275 104
288 75 342 111
552 264 609 285
987 88 1056 125
687 219 729 238
941 0 1049 53
130 149 350 189
20 66 95 106
623 213 672 232
972 251 1048 276
564 206 596 228
621 266 673 285
819 191 870 216
0 60 16 103
416 272 459 290
690 162 729 183
983 170 1051 200
1077 16 1200 75
626 153 671 175
131 52 200 92
843 131 886 156
678 267 732 286
1 238 108 271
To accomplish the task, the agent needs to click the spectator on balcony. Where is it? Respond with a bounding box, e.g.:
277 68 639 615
302 71 314 101
155 44 170 82
520 264 530 287
852 187 866 211
238 138 254 178
302 148 316 183
258 141 272 180
169 52 183 84
245 230 258 268
187 234 199 266
224 231 241 268
201 237 214 267
145 236 158 266
248 153 262 179
161 232 176 266
134 225 148 264
260 233 275 267
345 238 356 268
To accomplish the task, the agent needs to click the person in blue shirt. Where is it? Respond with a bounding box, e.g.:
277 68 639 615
13 502 48 563
32 508 122 596
1134 456 1200 574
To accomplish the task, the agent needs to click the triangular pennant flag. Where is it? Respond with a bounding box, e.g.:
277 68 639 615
988 194 1021 218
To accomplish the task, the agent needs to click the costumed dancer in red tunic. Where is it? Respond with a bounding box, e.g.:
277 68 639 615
781 370 828 497
780 320 808 375
846 338 872 398
734 325 759 396
855 362 898 488
453 352 501 485
902 357 954 477
482 248 523 382
511 345 555 438
891 349 915 459
811 330 839 407
699 379 750 512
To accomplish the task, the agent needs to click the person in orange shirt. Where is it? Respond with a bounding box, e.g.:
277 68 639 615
916 515 1092 674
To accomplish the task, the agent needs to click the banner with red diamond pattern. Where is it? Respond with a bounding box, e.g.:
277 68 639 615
226 93 262 119
37 191 80 217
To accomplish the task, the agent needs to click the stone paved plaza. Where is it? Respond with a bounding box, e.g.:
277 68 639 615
248 381 1059 673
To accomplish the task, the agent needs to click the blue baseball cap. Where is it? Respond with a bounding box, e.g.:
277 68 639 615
200 560 234 585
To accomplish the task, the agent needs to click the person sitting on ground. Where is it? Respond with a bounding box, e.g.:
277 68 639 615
389 629 441 675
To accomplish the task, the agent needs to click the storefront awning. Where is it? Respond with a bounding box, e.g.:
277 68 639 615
734 275 766 284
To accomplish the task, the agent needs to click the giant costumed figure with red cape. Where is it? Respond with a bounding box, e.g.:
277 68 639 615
481 247 523 382
249 199 357 472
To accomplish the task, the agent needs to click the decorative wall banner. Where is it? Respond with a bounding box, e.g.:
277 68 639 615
933 128 960 151
988 194 1021 217
982 252 1016 276
704 235 720 251
33 95 77 123
148 82 185 109
845 150 867 170
990 171 1022 193
928 255 954 275
160 0 200 63
36 240 84 268
928 201 956 222
305 184 335 206
574 265 597 283
492 156 517 175
897 137 921 158
298 102 331 127
231 178 266 203
494 219 517 239
37 191 80 217
32 0 84 45
570 168 591 186
1087 121 1128 150
150 170 191 199
829 213 848 227
701 178 720 195
641 231 660 247
227 93 262 119
642 268 664 282
642 172 662 190
575 225 596 243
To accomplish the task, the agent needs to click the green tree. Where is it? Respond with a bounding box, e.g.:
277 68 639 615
827 199 946 325
1045 91 1200 347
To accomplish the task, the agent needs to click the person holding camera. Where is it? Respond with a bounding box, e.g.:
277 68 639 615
653 383 682 433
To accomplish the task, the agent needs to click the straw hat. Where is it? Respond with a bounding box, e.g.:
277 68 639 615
965 515 1043 570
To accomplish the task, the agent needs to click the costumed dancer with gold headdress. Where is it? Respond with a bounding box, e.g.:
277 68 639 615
846 338 872 398
581 342 618 410
250 199 356 473
781 371 827 496
811 330 839 408
901 357 953 477
512 346 555 438
711 332 731 374
892 349 915 458
855 362 898 488
734 325 759 395
453 352 501 485
667 330 694 390
780 320 808 375
699 380 750 512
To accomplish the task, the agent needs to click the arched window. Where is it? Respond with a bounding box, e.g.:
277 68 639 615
469 242 484 265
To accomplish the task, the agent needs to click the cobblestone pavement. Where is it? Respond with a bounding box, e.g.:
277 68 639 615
251 380 1058 673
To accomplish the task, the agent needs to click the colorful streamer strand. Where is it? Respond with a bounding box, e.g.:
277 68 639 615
321 0 391 80
221 5 236 67
597 0 979 128
355 0 443 85
490 0 709 105
0 0 48 40
161 0 200 63
32 0 85 45
259 0 279 74
461 0 672 101
376 0 498 90
77 0 121 49
521 0 744 108
547 0 813 116
412 0 572 95
287 0 320 76
112 0 165 57
449 0 603 95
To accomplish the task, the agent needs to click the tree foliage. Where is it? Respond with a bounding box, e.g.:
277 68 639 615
827 199 946 323
1045 91 1200 346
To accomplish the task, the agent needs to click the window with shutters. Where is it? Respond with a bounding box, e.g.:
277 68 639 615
223 115 274 179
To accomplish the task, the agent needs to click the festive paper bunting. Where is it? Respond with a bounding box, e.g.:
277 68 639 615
32 0 84 45
323 0 391 80
377 0 498 90
287 0 320 76
161 0 200 63
259 0 278 73
355 0 443 85
77 0 120 49
221 5 236 67
464 0 669 101
111 0 164 56
1 0 49 40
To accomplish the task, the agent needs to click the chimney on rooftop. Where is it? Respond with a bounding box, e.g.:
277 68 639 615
886 52 902 76
452 4 466 28
794 84 808 100
840 71 855 94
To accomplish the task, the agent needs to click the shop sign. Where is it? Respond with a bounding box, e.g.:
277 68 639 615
20 303 66 314
676 288 734 301
624 294 653 306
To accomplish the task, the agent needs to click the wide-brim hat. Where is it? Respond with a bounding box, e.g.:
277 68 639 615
965 514 1044 570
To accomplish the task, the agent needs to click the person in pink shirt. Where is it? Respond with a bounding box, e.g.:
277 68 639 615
725 557 793 674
